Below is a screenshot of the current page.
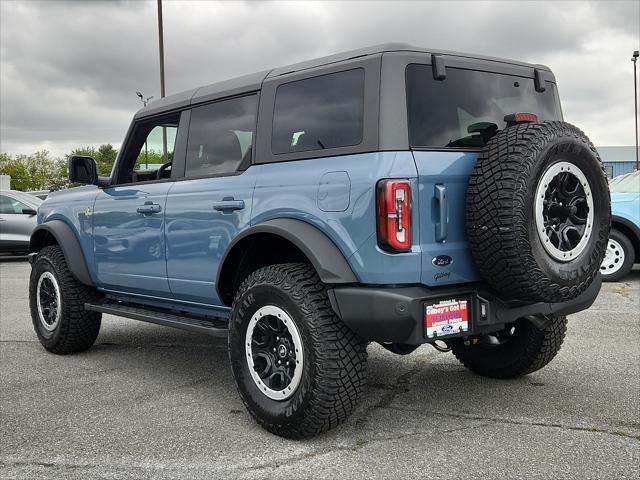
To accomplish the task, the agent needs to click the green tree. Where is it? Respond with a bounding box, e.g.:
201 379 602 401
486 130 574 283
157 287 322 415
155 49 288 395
0 151 67 191
69 143 118 176
0 153 28 190
135 148 172 169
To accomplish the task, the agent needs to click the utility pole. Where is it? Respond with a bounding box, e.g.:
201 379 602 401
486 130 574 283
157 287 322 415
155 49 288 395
157 0 168 163
633 51 639 171
136 92 154 168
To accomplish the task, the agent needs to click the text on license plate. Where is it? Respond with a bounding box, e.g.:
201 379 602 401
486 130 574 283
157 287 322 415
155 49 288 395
425 299 469 338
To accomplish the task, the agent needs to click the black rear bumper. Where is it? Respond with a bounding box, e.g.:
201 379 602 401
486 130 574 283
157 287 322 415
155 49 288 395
328 275 602 344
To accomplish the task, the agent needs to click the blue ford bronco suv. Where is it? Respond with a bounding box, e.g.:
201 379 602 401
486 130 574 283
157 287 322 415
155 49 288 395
28 44 610 438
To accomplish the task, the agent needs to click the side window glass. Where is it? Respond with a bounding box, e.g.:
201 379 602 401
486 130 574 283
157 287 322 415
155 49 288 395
185 95 258 177
116 115 180 184
0 195 14 214
136 125 178 169
133 123 178 181
0 195 28 214
271 69 365 155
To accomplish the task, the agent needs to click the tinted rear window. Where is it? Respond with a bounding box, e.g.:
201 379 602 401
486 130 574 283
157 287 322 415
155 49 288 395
185 95 257 177
272 69 365 154
406 65 562 148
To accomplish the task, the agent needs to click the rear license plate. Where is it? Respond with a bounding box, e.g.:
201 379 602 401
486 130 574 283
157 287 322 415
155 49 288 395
424 298 469 339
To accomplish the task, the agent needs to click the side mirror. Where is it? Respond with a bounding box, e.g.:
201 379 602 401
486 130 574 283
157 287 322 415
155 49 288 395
22 208 37 216
68 155 98 185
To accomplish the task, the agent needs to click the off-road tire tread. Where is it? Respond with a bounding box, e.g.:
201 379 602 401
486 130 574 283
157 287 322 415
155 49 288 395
467 121 609 302
230 263 367 438
30 245 101 354
450 315 568 379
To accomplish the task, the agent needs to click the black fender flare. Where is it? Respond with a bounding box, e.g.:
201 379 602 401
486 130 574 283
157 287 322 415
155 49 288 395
611 215 640 242
29 220 94 286
216 218 358 297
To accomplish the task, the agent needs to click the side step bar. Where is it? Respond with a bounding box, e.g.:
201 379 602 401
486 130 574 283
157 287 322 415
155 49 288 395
85 299 228 337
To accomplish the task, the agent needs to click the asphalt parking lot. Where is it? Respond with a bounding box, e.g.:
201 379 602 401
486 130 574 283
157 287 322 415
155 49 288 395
1 258 639 479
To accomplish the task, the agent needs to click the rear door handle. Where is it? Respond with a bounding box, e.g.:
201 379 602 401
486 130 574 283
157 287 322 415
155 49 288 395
213 198 245 213
137 201 162 215
434 184 448 242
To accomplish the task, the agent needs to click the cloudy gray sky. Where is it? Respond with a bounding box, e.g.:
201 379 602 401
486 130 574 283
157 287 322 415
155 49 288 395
1 0 639 157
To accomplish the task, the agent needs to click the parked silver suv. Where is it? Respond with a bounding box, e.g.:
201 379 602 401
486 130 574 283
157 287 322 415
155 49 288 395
0 190 42 255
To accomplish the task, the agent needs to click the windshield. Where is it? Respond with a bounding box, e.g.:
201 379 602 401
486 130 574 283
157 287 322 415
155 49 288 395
609 171 640 193
406 65 562 149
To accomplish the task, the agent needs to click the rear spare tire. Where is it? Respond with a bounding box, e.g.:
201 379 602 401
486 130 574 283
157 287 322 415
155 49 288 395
466 121 610 303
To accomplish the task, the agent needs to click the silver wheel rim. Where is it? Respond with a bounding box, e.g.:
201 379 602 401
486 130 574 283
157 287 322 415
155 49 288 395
245 305 304 401
600 238 625 275
535 161 594 262
36 271 61 332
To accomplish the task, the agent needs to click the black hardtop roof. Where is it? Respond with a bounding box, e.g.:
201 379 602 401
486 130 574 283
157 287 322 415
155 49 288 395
135 43 552 119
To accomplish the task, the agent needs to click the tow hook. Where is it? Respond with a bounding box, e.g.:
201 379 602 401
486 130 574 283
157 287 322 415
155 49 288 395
430 340 451 352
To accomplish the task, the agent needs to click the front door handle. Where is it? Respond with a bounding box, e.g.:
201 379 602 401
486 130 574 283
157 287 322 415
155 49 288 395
137 201 162 215
434 184 448 242
213 198 245 213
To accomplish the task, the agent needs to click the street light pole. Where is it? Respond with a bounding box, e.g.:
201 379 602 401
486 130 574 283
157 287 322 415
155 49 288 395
633 51 639 171
157 0 168 163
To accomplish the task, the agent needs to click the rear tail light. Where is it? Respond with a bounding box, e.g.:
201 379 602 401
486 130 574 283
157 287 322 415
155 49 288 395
377 179 412 252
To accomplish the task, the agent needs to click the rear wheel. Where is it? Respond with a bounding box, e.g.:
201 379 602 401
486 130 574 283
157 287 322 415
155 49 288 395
228 263 367 438
449 315 567 379
600 229 634 282
29 245 101 354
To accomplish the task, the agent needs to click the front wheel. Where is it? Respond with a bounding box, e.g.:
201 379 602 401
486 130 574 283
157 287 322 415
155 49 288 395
228 263 367 438
448 315 567 379
29 245 102 354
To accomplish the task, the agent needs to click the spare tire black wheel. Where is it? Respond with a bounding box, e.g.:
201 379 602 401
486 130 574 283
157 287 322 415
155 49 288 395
467 121 610 303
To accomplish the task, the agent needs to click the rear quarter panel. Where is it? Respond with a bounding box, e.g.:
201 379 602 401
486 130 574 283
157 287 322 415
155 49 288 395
252 152 423 284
